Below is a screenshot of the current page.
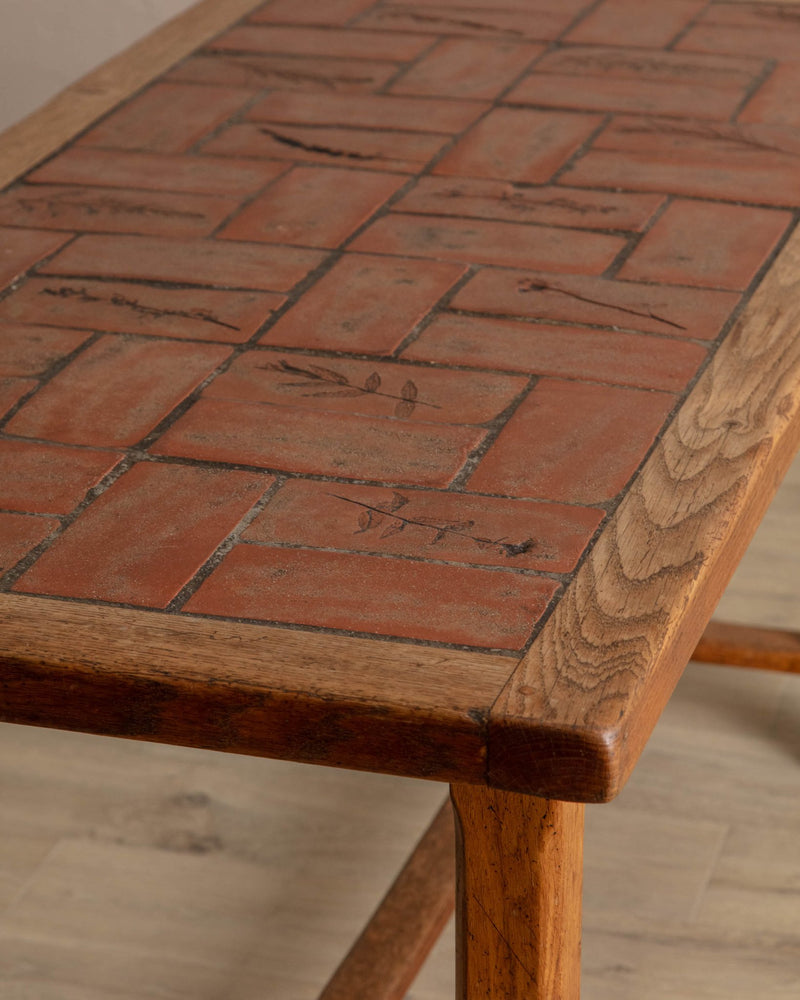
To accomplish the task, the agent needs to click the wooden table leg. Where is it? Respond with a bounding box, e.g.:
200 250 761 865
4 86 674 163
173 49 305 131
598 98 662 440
451 784 584 999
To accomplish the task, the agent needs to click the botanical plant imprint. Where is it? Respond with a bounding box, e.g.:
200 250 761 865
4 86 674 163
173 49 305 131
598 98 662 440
516 277 685 330
259 127 376 161
15 192 205 221
39 285 240 331
334 491 537 558
260 359 437 417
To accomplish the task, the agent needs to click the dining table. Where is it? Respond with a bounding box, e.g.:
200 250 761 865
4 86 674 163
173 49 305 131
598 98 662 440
2 0 800 996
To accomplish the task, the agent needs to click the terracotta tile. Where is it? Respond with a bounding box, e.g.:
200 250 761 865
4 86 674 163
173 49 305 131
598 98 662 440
619 199 791 290
41 235 325 292
678 4 800 60
565 0 707 47
395 177 663 231
27 148 289 196
6 337 230 447
219 167 403 247
467 378 674 503
433 107 602 183
210 24 429 61
202 122 448 174
0 228 73 291
203 350 528 423
263 253 465 354
0 279 283 345
562 116 800 206
166 53 399 93
350 214 625 272
78 83 255 153
247 91 487 133
355 5 579 41
0 377 37 417
243 478 603 573
14 463 270 608
739 63 800 127
405 314 707 392
0 440 122 514
0 323 91 376
152 397 484 487
250 0 377 24
184 544 559 649
261 478 598 577
450 268 739 340
0 513 60 572
0 184 239 238
390 39 543 99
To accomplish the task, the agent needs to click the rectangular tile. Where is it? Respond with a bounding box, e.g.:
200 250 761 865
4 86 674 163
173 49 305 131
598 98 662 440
243 478 603 573
14 463 270 608
0 279 283 345
41 235 326 292
185 544 558 649
6 337 230 447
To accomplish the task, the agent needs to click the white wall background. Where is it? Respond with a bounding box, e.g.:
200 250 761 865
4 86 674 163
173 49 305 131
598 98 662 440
0 0 197 133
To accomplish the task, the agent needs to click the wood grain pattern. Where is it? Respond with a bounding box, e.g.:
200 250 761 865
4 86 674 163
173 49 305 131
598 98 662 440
693 621 800 673
318 800 455 1000
489 226 800 802
0 594 512 784
451 784 583 1000
0 0 264 189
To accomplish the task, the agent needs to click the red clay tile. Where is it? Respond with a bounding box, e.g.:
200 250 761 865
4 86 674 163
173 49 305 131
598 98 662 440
739 63 800 127
0 323 91 376
0 279 283 345
405 314 707 391
0 513 60 572
27 148 289 196
468 378 675 503
166 53 400 93
152 397 484 487
78 83 255 153
350 214 625 272
250 0 377 24
390 38 543 99
14 462 270 608
433 107 602 183
41 235 325 292
566 0 707 47
243 479 603 573
0 377 37 417
184 544 558 649
355 5 580 40
619 199 791 290
210 24 429 61
395 177 663 231
0 184 240 238
0 440 122 514
678 3 800 60
450 268 739 340
202 122 448 174
247 91 487 133
6 337 230 447
509 45 760 119
219 167 403 247
263 253 465 354
0 227 73 291
204 350 527 423
562 116 800 206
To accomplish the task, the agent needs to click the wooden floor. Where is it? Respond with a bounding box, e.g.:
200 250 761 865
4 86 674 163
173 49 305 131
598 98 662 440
1 457 798 999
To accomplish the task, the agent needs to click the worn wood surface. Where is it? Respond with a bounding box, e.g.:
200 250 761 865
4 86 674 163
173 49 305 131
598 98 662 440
0 594 510 784
318 799 455 1000
490 226 800 801
451 784 584 1000
0 0 263 189
693 621 800 674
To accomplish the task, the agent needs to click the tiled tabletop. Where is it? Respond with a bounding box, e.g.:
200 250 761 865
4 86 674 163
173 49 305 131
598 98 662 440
1 0 800 784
